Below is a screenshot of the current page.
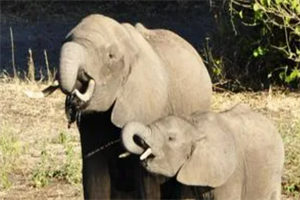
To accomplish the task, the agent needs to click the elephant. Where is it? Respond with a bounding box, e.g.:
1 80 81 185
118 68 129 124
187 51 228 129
122 104 284 200
27 14 212 199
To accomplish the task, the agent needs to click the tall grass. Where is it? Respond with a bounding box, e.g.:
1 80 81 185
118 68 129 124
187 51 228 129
1 44 55 85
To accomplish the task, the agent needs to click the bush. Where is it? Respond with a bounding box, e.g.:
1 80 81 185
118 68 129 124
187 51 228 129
204 0 300 90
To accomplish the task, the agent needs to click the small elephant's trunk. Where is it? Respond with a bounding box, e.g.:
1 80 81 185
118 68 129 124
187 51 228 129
121 122 151 154
59 42 86 94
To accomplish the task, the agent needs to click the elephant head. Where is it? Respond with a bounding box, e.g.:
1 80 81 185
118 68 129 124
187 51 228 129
122 114 237 187
58 14 168 127
59 15 135 111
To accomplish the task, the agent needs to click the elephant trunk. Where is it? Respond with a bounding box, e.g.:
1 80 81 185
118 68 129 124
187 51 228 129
122 122 151 155
59 42 86 94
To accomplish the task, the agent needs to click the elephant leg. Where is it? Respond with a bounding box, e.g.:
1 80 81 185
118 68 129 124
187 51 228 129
110 155 137 199
82 154 110 199
137 166 161 199
78 111 120 199
161 178 182 199
191 186 214 200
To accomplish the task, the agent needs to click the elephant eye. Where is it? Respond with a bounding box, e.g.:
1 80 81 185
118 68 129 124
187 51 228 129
168 136 175 141
108 53 114 59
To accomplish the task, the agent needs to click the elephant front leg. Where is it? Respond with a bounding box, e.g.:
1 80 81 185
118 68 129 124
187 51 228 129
137 166 161 199
77 111 119 200
82 153 111 199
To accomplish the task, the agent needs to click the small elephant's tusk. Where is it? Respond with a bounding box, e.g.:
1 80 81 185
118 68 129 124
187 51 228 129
140 148 152 160
118 152 131 158
73 79 95 102
24 80 59 98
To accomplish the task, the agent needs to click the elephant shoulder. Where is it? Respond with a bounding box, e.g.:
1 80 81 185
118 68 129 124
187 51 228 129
122 23 136 31
226 103 271 126
221 103 256 123
135 23 150 34
221 103 271 129
222 103 281 154
134 24 212 115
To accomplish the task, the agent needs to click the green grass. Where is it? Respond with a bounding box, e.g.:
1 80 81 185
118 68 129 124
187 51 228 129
31 148 52 188
0 123 23 190
32 132 81 188
280 119 300 197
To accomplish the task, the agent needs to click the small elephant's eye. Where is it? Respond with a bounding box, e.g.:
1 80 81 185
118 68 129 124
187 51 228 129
108 53 114 59
168 136 175 141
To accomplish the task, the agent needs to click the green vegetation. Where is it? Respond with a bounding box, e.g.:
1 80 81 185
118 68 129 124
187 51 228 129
204 0 300 90
32 132 81 188
0 123 22 189
31 148 52 188
280 119 300 197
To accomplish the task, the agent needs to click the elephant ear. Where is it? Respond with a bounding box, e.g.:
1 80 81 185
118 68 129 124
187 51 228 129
177 122 237 187
111 24 169 127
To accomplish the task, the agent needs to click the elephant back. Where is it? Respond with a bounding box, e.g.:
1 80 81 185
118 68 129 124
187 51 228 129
136 25 212 115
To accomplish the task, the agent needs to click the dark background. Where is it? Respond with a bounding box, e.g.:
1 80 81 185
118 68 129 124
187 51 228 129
1 1 218 77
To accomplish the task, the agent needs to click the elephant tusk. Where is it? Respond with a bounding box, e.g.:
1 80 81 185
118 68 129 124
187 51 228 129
140 148 152 160
73 79 95 102
118 152 131 158
24 80 59 98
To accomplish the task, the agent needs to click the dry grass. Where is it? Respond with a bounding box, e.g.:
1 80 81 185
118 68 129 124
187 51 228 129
0 79 82 199
0 79 299 199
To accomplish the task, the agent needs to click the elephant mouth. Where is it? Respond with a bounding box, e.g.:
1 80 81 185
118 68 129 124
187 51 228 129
72 73 96 103
133 135 155 161
65 77 96 125
67 76 95 107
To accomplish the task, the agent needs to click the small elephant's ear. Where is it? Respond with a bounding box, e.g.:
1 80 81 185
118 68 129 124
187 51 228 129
176 125 237 187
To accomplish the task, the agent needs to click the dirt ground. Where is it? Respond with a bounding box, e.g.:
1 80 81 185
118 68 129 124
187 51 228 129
0 80 299 199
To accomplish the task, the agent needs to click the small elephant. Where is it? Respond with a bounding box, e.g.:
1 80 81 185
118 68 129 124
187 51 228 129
122 104 284 200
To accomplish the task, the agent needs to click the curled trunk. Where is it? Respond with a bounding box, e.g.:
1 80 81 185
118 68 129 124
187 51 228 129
122 122 151 154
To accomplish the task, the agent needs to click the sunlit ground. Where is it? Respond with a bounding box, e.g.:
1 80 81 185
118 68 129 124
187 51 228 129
0 79 299 199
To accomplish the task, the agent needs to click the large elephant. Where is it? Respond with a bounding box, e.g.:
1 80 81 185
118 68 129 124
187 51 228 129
28 14 212 199
122 104 284 200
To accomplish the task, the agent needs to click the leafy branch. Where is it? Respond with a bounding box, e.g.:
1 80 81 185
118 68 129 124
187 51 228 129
230 0 300 86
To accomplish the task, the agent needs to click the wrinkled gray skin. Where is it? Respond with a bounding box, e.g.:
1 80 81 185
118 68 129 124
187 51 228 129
122 104 284 200
58 14 212 199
